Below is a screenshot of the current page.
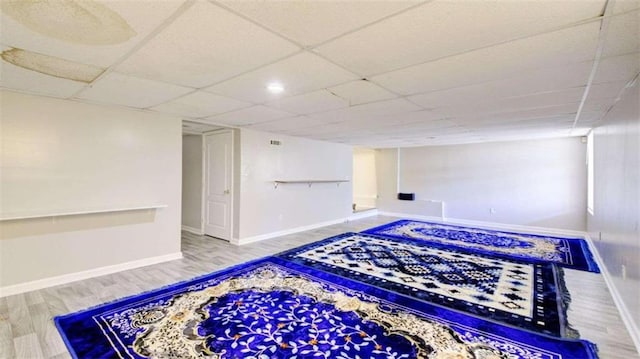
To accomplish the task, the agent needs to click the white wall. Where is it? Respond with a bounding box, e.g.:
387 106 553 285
352 147 377 209
588 80 639 337
0 91 182 289
181 134 202 231
377 137 587 230
238 129 352 239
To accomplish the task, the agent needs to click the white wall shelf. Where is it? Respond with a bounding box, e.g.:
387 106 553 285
273 180 349 189
0 204 168 221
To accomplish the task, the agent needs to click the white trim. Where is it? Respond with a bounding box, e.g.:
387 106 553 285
570 0 615 132
377 211 640 352
232 210 379 246
583 234 640 354
232 218 349 246
181 225 204 235
378 211 587 238
203 129 234 241
0 204 167 221
0 252 183 298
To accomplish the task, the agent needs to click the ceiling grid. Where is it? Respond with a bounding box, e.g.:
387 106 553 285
1 0 638 147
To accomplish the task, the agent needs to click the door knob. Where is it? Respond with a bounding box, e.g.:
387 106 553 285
224 189 230 194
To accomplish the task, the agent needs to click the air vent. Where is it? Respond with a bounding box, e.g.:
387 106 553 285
270 140 281 145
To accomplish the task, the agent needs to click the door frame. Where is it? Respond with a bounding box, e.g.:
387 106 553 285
201 129 234 241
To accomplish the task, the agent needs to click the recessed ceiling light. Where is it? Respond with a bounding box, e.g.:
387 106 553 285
267 82 284 94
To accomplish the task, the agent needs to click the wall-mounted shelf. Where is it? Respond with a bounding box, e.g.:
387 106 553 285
273 180 349 189
0 204 168 221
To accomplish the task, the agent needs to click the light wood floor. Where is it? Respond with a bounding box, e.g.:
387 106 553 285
0 215 637 358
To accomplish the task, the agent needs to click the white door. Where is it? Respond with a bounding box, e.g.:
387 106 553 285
204 130 233 240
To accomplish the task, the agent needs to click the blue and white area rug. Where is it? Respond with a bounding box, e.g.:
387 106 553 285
276 233 571 337
55 257 597 358
362 220 599 273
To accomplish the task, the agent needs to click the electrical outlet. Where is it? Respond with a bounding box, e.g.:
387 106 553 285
489 208 496 214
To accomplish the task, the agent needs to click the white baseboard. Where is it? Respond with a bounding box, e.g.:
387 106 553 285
233 217 350 246
181 225 204 235
0 252 183 298
583 234 640 354
379 210 639 353
377 211 587 238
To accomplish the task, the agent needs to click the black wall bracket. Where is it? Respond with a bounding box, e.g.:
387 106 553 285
397 193 415 201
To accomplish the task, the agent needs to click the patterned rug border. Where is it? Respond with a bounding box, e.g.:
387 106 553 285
275 232 573 337
54 256 598 359
362 219 600 273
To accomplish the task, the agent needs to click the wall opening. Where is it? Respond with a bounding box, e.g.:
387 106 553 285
352 148 377 212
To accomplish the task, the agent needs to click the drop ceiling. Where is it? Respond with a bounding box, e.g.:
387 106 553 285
1 0 638 148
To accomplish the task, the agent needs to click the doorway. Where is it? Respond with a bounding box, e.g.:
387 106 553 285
352 147 377 212
203 130 234 241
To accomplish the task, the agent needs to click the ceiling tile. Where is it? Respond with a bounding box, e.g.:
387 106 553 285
357 109 449 129
284 124 334 137
311 110 445 135
76 72 192 108
473 131 578 144
411 85 585 111
463 126 572 141
582 96 617 112
399 132 484 147
310 98 422 123
267 89 349 115
463 115 574 129
218 1 418 47
372 22 600 95
495 89 585 110
455 105 580 125
246 116 326 133
431 88 586 118
205 52 358 103
384 127 470 141
182 120 225 133
577 110 608 124
151 91 251 118
602 11 640 57
205 105 294 126
0 0 187 67
376 117 461 132
317 0 605 75
613 0 640 14
586 81 629 99
116 1 300 88
406 64 593 109
328 80 397 105
288 128 336 138
0 60 87 98
594 52 640 83
1 0 626 148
